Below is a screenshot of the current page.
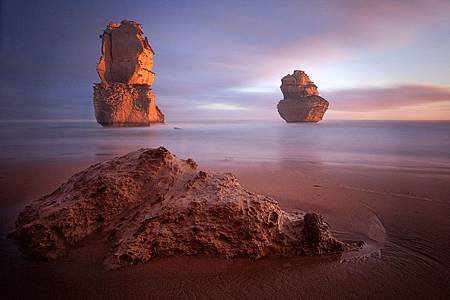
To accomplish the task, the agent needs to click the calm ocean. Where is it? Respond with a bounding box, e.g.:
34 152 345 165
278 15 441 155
1 120 449 169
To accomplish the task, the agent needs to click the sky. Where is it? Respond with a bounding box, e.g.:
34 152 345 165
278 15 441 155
1 0 449 121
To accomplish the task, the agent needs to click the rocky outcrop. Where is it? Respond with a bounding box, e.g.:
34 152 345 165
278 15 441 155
277 70 329 122
12 148 361 269
93 20 164 126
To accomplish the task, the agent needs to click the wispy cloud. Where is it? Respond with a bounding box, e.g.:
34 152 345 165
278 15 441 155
325 85 450 112
227 0 450 92
198 103 250 111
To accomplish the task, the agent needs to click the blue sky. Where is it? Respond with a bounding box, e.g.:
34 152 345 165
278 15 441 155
1 0 449 121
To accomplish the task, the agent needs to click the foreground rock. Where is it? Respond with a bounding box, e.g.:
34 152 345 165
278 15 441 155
94 20 164 126
12 148 361 269
277 70 329 122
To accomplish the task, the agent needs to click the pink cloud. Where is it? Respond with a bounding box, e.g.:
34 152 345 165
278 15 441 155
324 85 450 112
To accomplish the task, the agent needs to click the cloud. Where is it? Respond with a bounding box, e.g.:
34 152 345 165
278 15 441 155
227 86 275 94
324 85 450 112
215 0 450 92
198 103 250 111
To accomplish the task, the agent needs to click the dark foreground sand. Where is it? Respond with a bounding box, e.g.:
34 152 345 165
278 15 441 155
0 157 449 299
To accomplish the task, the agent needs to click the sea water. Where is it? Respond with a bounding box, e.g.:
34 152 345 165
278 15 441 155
1 120 449 170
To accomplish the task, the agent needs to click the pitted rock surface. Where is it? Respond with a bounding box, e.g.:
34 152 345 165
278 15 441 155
12 148 360 269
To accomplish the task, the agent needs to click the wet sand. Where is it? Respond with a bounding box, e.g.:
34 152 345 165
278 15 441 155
1 156 449 299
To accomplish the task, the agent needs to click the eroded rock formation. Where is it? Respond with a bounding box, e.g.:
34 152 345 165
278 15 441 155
277 70 329 122
12 148 361 269
93 20 164 126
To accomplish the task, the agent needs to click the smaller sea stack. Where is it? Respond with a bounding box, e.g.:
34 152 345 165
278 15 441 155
93 20 164 127
277 70 329 122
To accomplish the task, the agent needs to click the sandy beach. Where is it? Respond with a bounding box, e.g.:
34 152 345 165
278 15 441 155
1 152 449 299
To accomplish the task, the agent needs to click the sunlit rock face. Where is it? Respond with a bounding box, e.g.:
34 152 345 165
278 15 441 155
277 70 329 122
93 20 164 126
93 83 164 126
11 147 361 269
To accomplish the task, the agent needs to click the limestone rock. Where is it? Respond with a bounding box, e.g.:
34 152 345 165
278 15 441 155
93 20 164 126
281 70 319 98
277 70 329 122
93 83 164 126
12 148 361 269
277 96 329 123
96 20 155 86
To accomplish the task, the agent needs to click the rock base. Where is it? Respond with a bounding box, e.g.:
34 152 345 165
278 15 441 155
277 96 329 123
93 83 164 126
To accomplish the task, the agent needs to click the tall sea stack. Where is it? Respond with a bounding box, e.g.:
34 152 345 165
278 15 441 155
93 20 164 127
277 70 329 122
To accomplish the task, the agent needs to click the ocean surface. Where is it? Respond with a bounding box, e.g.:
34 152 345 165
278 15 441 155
1 120 450 169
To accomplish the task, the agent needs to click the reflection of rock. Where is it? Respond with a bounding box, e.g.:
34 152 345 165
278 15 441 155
277 70 329 122
93 20 164 126
12 147 361 269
